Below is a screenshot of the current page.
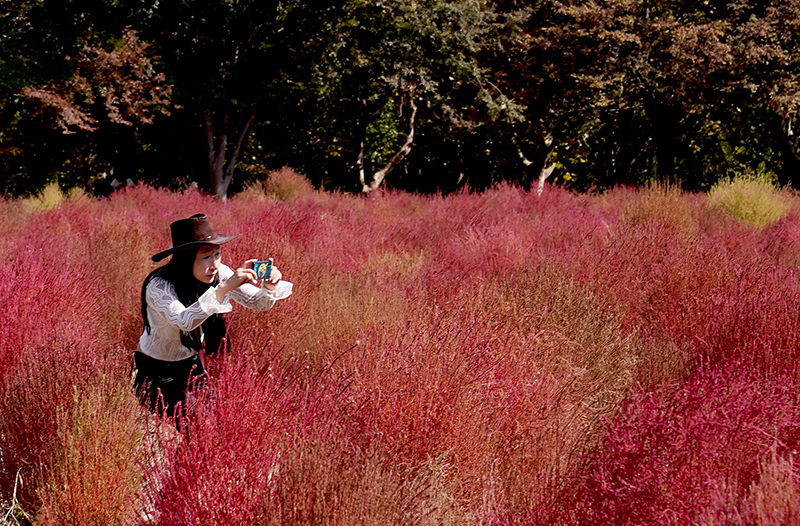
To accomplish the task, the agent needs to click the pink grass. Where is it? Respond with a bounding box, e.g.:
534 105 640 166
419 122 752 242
2 178 800 523
572 362 800 525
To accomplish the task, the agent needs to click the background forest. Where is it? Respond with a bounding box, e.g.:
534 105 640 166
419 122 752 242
3 0 800 199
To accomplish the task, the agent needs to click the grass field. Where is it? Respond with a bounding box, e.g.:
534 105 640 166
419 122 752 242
2 170 800 524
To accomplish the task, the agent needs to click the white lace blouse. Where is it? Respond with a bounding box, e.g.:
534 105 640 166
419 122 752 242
138 264 293 362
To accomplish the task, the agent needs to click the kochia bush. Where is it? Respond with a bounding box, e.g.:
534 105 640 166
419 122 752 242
708 172 790 228
1 180 800 524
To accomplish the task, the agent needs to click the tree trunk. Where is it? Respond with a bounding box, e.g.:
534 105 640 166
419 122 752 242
206 106 256 201
361 99 417 193
514 133 555 196
357 139 367 190
357 96 391 191
537 163 556 196
782 110 800 163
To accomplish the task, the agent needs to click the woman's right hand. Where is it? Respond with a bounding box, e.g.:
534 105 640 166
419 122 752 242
216 259 259 301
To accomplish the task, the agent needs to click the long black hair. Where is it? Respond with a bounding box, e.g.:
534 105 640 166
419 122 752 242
141 246 227 356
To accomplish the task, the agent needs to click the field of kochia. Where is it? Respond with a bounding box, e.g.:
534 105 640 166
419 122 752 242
2 170 800 524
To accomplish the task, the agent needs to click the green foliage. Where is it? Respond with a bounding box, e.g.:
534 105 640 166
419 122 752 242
284 0 529 190
0 1 178 198
708 172 790 228
24 183 64 211
518 0 800 192
364 100 405 169
5 0 800 196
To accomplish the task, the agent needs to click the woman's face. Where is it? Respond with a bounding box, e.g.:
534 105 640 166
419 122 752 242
193 245 222 284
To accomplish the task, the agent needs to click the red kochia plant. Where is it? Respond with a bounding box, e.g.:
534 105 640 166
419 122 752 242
147 352 353 524
7 181 800 523
0 345 99 510
0 201 143 519
148 351 463 525
35 373 143 526
574 362 800 525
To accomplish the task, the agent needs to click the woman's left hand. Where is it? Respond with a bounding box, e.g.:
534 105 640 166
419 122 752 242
262 258 282 291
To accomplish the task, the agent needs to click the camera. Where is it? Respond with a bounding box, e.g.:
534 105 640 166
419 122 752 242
252 260 272 280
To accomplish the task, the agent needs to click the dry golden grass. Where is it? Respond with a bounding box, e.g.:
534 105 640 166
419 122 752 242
36 377 143 526
617 180 704 239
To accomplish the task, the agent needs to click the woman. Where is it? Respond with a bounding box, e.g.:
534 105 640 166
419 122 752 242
134 213 292 418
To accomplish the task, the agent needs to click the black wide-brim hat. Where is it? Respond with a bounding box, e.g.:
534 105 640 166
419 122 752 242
152 213 239 262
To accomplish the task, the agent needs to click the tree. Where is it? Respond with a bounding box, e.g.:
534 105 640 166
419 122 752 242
0 0 173 195
133 0 347 200
8 0 800 196
518 0 800 191
305 0 529 193
22 28 174 134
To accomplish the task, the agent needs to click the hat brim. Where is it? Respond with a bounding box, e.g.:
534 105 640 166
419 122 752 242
151 234 240 262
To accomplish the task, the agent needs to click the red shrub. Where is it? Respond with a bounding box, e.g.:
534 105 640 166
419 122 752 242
4 181 800 523
147 353 466 525
572 362 800 525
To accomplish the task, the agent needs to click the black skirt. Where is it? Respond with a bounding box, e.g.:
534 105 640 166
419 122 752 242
133 351 206 418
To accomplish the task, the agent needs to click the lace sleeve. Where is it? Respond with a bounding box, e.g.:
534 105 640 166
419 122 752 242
147 277 233 332
226 280 293 311
208 264 292 311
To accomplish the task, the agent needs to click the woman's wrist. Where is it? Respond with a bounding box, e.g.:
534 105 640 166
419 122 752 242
216 280 231 302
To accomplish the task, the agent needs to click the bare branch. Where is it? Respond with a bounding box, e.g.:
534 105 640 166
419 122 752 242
362 99 418 193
